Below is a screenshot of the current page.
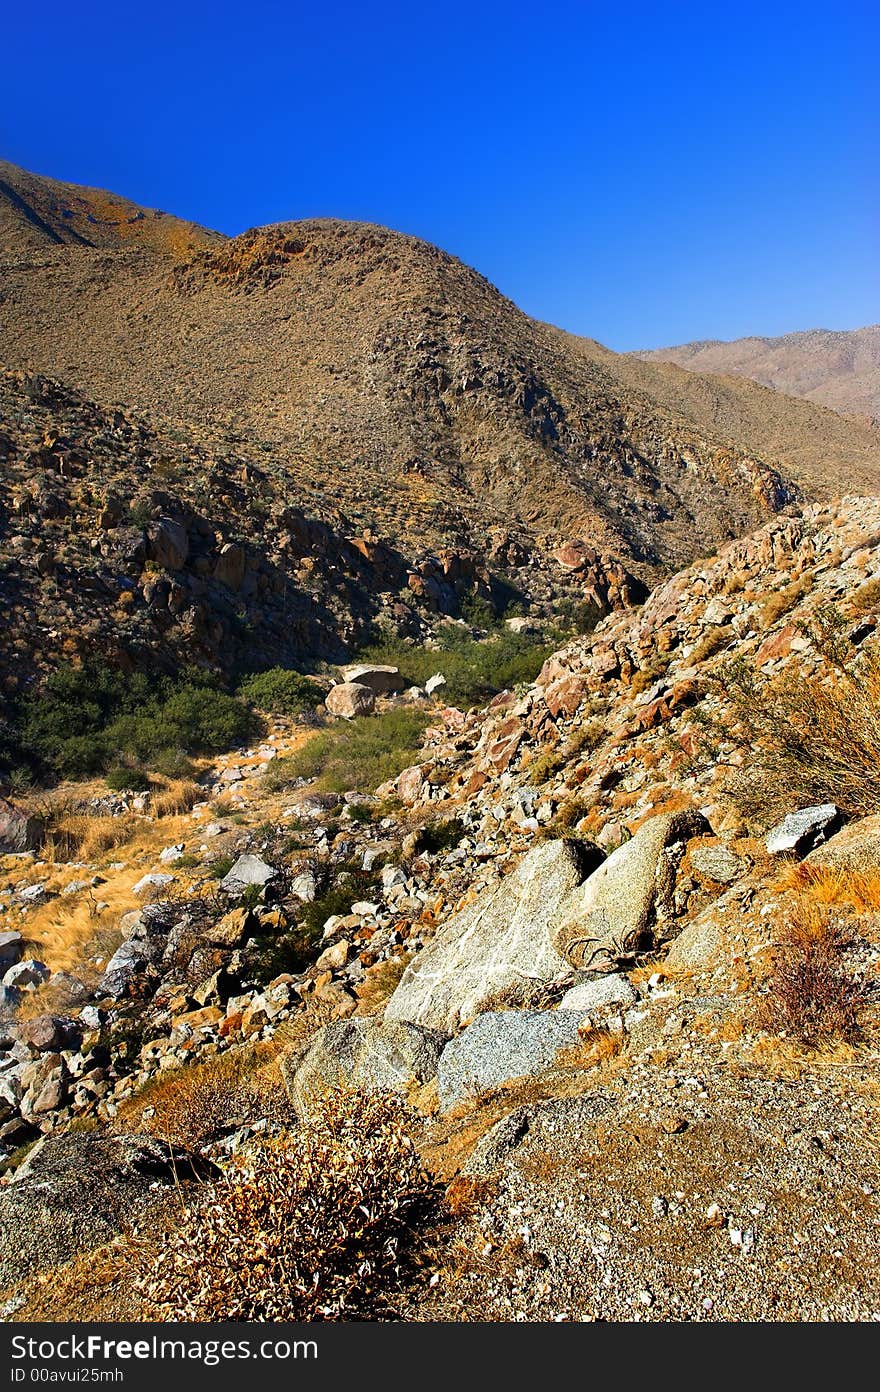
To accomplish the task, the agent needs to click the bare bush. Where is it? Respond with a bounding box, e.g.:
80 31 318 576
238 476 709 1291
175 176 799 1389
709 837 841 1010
138 1091 439 1320
760 900 866 1046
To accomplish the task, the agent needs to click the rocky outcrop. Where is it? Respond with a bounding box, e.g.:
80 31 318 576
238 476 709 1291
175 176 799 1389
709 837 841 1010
0 1132 214 1287
385 839 601 1033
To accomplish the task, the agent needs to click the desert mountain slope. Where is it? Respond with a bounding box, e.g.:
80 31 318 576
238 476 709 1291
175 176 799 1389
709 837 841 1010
0 159 221 257
0 161 844 583
636 325 880 425
2 162 879 586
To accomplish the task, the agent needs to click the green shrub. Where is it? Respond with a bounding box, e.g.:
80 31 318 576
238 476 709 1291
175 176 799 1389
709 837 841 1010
414 817 465 855
355 627 553 709
206 856 236 880
554 597 604 635
237 667 324 715
267 708 429 795
106 767 151 793
15 662 260 780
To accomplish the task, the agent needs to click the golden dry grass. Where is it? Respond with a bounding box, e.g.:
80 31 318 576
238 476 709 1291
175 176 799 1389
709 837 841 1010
775 861 880 917
9 815 204 979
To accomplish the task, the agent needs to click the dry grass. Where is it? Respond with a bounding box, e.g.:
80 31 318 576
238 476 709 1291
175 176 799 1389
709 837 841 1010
150 779 201 818
689 625 732 664
443 1175 497 1216
43 811 143 861
355 952 413 1014
114 1045 292 1149
553 1026 625 1071
758 575 813 630
136 1091 440 1321
9 813 203 977
850 576 880 615
775 861 880 917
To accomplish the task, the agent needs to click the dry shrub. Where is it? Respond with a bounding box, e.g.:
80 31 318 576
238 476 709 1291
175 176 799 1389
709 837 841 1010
689 625 732 665
479 979 566 1013
722 619 880 823
138 1091 439 1321
115 1046 290 1149
850 576 880 615
444 1175 496 1216
760 899 866 1046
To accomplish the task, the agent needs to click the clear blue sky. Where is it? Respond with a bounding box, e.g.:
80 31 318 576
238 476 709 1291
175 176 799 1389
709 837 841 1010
2 1 877 349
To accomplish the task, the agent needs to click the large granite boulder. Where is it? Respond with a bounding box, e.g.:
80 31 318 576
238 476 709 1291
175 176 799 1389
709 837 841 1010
385 839 602 1033
437 1009 589 1110
0 797 42 854
803 812 880 873
766 804 841 857
281 1016 443 1119
341 664 403 694
0 1132 215 1287
551 808 709 972
325 682 376 719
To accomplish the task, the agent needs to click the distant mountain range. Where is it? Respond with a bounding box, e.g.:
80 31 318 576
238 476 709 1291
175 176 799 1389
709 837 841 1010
636 325 880 427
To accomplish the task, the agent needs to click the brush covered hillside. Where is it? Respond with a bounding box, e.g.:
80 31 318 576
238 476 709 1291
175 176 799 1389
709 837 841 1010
2 497 880 1321
636 325 880 428
3 158 879 596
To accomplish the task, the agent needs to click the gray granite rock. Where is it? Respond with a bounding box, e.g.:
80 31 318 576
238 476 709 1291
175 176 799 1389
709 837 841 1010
281 1015 444 1118
437 1009 589 1110
766 804 841 856
559 974 637 1013
552 808 709 972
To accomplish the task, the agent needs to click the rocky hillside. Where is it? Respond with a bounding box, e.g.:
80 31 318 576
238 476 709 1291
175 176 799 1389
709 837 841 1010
4 160 879 596
0 367 646 703
637 325 880 427
2 496 880 1320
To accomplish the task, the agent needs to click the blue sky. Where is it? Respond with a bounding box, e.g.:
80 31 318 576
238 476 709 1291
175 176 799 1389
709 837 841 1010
2 1 877 349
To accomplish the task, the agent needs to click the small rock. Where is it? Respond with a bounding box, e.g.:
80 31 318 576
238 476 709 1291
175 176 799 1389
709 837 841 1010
0 931 23 973
131 872 174 896
559 974 637 1013
3 959 50 992
219 854 276 891
766 804 841 857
